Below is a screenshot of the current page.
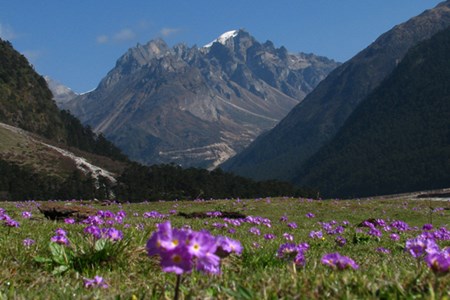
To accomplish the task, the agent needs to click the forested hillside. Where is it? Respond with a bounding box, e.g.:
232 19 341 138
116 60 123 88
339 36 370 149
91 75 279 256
295 26 450 198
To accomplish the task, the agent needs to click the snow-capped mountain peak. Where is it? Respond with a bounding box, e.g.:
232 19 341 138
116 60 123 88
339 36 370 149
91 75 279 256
204 30 239 48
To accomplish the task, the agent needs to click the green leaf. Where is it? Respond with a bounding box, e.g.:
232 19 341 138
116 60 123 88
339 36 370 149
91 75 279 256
34 256 52 263
49 242 67 265
52 265 69 275
95 239 108 252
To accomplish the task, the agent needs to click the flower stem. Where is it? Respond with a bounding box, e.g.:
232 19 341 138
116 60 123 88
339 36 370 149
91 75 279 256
174 274 182 300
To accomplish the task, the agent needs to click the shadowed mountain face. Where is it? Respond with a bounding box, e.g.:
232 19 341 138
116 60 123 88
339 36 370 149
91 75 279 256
62 30 338 169
222 1 450 180
295 26 450 198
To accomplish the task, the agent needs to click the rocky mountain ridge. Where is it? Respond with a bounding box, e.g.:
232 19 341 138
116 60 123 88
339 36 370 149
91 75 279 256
62 29 339 169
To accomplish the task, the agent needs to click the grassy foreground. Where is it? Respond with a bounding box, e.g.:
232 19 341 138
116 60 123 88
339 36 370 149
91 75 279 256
1 197 449 299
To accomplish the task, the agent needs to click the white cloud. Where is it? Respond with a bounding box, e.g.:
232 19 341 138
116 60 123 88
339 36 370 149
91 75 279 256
96 35 109 44
160 27 181 37
97 28 137 45
0 23 17 40
113 28 136 42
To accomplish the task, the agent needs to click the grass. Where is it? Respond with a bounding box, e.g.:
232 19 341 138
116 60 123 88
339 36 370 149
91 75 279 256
0 197 449 299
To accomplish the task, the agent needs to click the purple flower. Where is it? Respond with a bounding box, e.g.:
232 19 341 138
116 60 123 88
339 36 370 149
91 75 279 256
104 227 123 241
264 234 276 240
144 211 167 219
277 242 309 266
55 228 67 236
391 220 411 232
187 231 217 258
4 218 19 227
405 237 439 258
425 250 450 274
294 251 306 266
277 243 300 260
117 210 126 218
287 222 298 229
146 221 240 275
23 238 35 247
375 219 386 227
309 230 323 239
84 225 102 239
64 218 75 224
283 233 294 241
306 212 315 218
376 247 391 254
51 235 70 246
368 228 382 238
321 252 359 270
160 247 193 274
249 227 260 235
196 251 221 275
84 276 108 289
279 215 288 222
390 233 400 241
422 224 433 231
215 236 243 258
83 215 104 226
21 211 32 219
335 236 347 247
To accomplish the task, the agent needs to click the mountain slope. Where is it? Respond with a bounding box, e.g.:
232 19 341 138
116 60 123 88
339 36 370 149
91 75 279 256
45 76 78 106
62 30 338 169
222 1 450 180
295 26 450 198
0 38 127 162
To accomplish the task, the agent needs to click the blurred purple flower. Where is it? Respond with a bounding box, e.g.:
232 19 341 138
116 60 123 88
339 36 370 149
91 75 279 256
390 233 400 241
391 220 411 232
335 236 347 247
160 247 193 275
4 218 19 227
64 218 75 224
264 234 276 240
309 230 323 239
84 225 102 239
321 252 359 270
287 222 297 229
305 212 315 218
422 224 433 231
84 276 108 289
277 242 309 266
425 250 450 275
279 215 288 222
249 227 260 235
376 247 391 254
368 228 382 238
283 233 294 241
51 235 70 246
216 236 243 258
23 238 35 247
104 227 123 241
228 228 236 234
405 237 439 258
21 211 32 219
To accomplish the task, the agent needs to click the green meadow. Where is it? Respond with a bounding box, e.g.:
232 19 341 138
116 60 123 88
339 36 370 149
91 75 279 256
1 197 449 299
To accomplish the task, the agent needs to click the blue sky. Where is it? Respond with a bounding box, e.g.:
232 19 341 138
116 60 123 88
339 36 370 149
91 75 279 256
0 0 443 93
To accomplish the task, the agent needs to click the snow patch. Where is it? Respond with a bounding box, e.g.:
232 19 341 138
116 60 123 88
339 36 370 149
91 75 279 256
204 30 239 48
44 143 117 183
